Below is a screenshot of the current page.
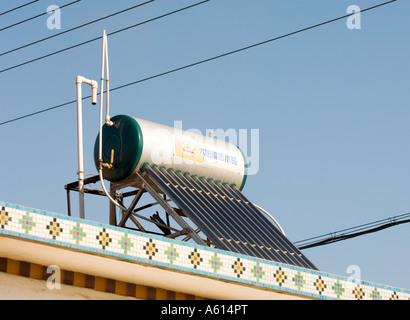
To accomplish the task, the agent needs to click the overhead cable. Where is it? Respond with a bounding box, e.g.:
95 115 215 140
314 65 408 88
0 0 397 127
0 0 40 17
295 212 410 250
0 0 81 32
0 0 155 57
0 0 210 74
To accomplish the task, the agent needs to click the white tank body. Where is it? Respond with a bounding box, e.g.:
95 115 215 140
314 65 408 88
94 115 247 190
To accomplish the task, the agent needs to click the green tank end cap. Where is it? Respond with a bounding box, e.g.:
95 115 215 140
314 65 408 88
94 115 143 182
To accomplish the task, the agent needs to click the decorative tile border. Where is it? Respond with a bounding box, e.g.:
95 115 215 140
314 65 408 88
0 201 409 300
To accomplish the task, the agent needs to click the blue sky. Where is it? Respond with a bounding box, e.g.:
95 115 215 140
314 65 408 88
1 0 410 290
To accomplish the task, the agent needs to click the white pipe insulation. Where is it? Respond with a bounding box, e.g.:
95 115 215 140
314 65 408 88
97 30 127 213
75 76 98 219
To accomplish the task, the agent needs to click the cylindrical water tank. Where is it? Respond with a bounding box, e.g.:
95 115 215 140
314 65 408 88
94 115 247 190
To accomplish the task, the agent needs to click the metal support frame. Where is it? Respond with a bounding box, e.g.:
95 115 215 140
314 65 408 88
64 172 207 246
118 188 144 227
135 172 206 246
65 175 104 217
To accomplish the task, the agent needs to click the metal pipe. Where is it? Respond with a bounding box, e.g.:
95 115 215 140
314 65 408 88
104 30 113 126
75 75 98 219
76 77 84 219
66 189 71 217
97 30 127 213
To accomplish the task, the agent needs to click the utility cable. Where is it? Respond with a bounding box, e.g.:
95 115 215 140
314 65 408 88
0 0 397 127
295 212 410 250
0 0 155 57
0 0 40 17
100 0 398 93
0 0 210 74
0 0 81 32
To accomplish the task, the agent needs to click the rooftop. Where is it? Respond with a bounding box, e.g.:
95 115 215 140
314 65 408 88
1 201 408 300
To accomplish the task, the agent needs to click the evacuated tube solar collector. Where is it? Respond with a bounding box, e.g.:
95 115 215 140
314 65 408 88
85 32 317 270
93 115 317 270
94 115 247 190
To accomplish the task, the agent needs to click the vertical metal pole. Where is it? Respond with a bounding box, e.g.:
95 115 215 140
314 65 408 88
76 78 85 219
66 189 71 217
75 75 97 220
109 183 117 225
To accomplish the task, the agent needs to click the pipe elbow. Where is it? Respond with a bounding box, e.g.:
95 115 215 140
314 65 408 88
91 82 98 105
105 115 113 126
76 75 84 84
90 80 98 89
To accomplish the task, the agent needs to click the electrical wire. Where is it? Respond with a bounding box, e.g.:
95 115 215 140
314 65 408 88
0 0 81 32
0 0 397 127
0 0 396 73
0 0 40 17
0 0 210 74
295 212 410 250
0 0 155 57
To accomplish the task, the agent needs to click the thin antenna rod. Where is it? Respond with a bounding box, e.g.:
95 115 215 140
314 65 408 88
98 30 106 163
105 32 113 126
98 29 127 213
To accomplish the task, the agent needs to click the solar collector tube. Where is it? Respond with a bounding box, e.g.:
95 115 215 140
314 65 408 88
160 167 255 256
223 184 317 270
144 165 236 252
214 182 303 267
190 175 287 263
188 175 276 260
163 168 240 253
226 185 317 269
221 183 313 268
173 170 267 259
144 165 221 245
201 178 298 265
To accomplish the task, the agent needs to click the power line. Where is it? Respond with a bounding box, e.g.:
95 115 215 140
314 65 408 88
0 99 78 126
0 0 397 127
0 0 81 32
107 0 398 92
0 0 155 57
0 0 210 74
295 212 410 250
0 0 40 17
